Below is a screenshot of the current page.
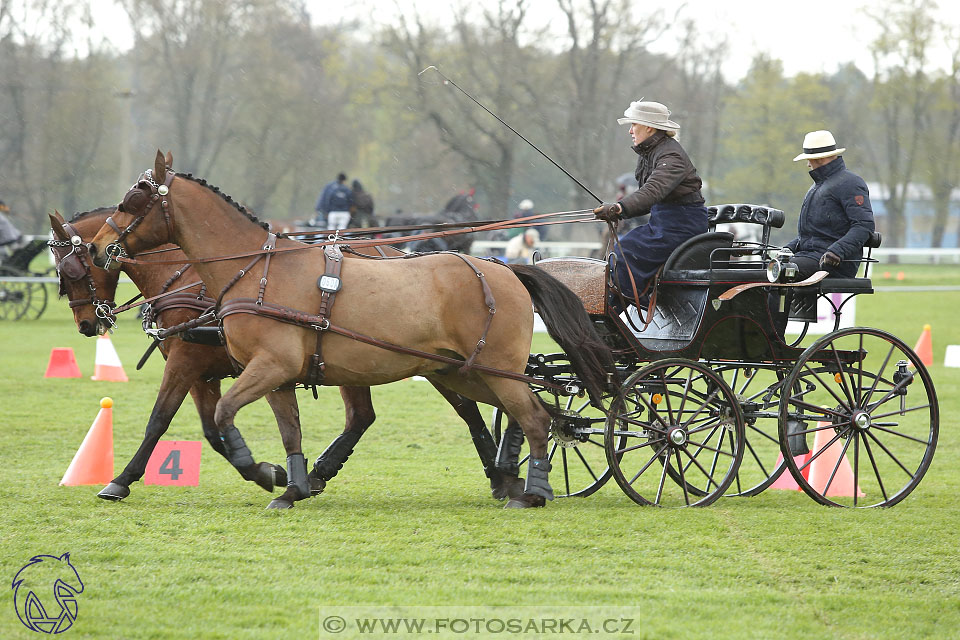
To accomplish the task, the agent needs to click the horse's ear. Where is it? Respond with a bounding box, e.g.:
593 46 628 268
49 212 67 238
164 150 173 170
154 150 167 183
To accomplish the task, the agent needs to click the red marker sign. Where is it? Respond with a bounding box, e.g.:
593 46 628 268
144 441 202 486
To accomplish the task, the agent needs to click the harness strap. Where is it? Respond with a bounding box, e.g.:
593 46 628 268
215 298 565 391
445 253 497 375
305 244 345 394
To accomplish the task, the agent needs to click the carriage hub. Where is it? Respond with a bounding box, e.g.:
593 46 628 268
550 411 593 448
667 428 687 446
852 411 872 430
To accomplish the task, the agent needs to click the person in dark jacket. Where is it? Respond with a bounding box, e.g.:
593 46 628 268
593 100 708 311
314 172 354 229
351 179 376 228
787 130 875 278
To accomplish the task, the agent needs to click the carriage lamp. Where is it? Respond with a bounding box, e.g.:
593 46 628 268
766 247 798 283
893 360 913 415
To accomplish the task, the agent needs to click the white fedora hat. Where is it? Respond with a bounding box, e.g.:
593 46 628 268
793 130 846 161
617 100 680 132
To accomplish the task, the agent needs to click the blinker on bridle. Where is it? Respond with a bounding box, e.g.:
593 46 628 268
48 223 118 330
103 168 175 268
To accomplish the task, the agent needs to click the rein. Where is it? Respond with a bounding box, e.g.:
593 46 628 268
113 208 595 266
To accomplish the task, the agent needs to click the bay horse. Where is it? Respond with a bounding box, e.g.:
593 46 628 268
50 207 518 502
90 151 614 509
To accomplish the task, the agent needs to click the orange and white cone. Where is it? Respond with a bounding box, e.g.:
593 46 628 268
91 334 128 382
912 324 933 368
60 397 115 486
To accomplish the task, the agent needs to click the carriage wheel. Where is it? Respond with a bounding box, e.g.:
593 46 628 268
21 271 49 319
605 358 744 507
779 328 938 507
493 382 621 498
0 266 32 320
713 364 790 496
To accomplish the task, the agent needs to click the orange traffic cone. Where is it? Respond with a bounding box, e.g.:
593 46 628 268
91 334 128 382
45 347 82 378
60 397 115 486
806 422 865 497
913 324 933 368
769 452 811 491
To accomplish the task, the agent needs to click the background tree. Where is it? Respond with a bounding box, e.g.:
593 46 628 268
864 0 938 248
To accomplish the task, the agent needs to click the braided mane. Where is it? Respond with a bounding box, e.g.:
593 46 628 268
69 206 114 222
178 173 270 231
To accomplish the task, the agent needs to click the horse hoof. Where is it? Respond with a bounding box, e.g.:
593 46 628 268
97 483 130 501
504 493 546 509
272 464 288 489
490 475 525 501
266 498 294 509
309 476 326 496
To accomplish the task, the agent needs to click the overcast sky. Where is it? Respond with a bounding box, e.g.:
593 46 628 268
88 0 958 80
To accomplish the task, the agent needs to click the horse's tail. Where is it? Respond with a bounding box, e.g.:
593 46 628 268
508 264 617 404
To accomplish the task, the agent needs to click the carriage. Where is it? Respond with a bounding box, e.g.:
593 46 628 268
79 156 937 510
493 203 938 508
0 237 51 320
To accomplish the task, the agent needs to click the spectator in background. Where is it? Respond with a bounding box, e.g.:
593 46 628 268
507 199 535 239
504 228 540 264
314 172 354 229
351 180 376 228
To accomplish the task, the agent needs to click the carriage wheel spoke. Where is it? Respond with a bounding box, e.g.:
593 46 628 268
562 448 570 496
829 343 857 408
853 432 860 507
869 403 931 421
861 435 889 503
746 421 780 444
823 430 855 496
573 446 599 482
627 444 669 486
802 363 851 412
655 451 670 505
797 429 847 474
615 437 664 456
863 342 896 408
865 429 915 478
869 424 931 445
681 444 721 491
676 448 690 505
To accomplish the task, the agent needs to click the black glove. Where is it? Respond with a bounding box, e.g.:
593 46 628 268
819 251 842 268
594 202 622 222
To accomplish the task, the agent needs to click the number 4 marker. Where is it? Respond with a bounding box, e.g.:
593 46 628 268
144 441 202 486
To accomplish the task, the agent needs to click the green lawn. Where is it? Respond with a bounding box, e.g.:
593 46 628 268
1 266 959 639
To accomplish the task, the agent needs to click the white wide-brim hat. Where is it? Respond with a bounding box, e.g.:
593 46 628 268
793 130 846 161
617 100 680 133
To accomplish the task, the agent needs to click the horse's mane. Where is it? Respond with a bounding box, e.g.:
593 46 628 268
69 206 114 222
178 173 270 231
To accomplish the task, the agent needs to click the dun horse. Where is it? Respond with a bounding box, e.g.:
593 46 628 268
51 208 517 502
90 152 614 509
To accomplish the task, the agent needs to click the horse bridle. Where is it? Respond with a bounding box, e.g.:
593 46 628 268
48 221 117 328
103 168 176 268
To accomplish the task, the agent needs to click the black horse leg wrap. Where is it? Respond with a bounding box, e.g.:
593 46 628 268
524 457 554 500
313 430 363 481
495 423 524 477
470 425 499 479
286 453 310 499
221 426 254 469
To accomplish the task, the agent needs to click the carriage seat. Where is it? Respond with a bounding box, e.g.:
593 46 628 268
534 256 606 314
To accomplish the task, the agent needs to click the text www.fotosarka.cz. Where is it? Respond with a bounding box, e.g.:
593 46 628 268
319 606 641 638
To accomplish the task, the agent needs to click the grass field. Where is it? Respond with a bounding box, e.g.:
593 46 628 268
2 263 959 639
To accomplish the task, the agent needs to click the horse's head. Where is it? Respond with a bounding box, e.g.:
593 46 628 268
48 210 118 336
90 150 175 270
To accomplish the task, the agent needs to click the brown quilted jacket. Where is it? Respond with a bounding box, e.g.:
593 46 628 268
619 131 705 219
